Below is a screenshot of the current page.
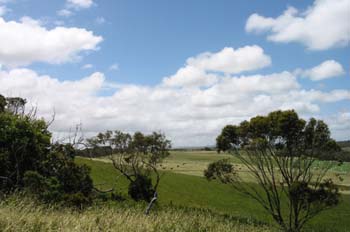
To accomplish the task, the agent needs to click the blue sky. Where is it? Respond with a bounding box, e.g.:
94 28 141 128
0 0 349 146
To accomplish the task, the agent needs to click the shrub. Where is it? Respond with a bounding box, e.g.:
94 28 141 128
0 94 93 206
128 175 154 202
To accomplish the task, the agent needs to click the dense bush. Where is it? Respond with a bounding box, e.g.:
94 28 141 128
128 175 154 202
204 159 234 184
23 145 93 206
0 110 51 191
0 94 93 206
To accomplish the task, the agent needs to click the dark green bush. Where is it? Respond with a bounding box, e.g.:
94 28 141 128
128 175 154 202
23 148 93 206
0 94 93 206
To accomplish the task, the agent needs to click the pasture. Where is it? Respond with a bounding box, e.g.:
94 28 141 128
76 150 350 232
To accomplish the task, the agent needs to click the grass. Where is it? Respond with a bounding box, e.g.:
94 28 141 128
0 196 272 232
76 154 350 232
2 150 348 231
91 150 350 188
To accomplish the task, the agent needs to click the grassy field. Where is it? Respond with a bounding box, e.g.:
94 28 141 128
90 150 350 188
0 196 271 232
76 151 350 232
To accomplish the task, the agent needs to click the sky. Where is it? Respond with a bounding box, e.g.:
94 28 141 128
0 0 349 147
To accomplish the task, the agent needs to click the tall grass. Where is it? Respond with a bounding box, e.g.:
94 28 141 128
0 196 272 232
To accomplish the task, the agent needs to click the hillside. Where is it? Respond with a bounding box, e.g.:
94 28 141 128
76 153 350 232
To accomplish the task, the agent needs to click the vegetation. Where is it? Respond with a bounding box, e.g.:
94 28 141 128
212 110 343 232
0 195 273 232
1 94 349 231
87 131 171 205
76 157 350 232
0 94 93 206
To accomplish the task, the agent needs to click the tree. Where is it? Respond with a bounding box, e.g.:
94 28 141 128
24 143 93 206
87 130 171 211
0 95 6 113
0 94 93 206
216 110 341 158
209 110 342 232
0 107 51 190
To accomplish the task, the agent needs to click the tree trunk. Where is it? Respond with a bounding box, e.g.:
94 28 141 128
145 192 158 215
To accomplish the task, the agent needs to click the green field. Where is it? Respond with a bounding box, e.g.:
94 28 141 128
76 150 350 232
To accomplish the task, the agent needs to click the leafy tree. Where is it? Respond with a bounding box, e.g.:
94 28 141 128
0 107 51 190
0 94 93 206
24 144 93 206
216 110 341 159
209 110 342 232
87 130 171 210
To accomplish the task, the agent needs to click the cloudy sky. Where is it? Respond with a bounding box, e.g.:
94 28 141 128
0 0 349 146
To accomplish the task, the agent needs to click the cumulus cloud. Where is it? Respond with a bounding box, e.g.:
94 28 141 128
1 64 349 146
163 45 271 88
325 111 350 140
246 0 350 50
67 0 93 9
298 60 345 81
0 17 103 67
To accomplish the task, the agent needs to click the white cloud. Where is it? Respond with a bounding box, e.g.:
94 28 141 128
0 5 8 16
109 63 119 71
67 0 94 9
246 0 350 50
0 16 103 67
163 45 271 88
57 9 73 17
82 64 93 69
1 64 349 146
163 66 218 88
298 60 345 81
326 111 350 140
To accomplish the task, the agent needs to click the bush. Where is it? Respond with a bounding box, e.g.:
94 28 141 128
204 159 234 184
0 111 51 191
23 149 93 206
128 175 154 202
0 95 93 206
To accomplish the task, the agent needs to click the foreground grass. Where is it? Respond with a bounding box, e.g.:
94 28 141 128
77 157 350 232
0 196 271 232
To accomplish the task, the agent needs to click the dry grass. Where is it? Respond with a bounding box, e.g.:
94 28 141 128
0 196 273 232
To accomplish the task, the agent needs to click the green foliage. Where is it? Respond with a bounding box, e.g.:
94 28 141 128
215 110 343 232
23 171 61 203
0 108 51 190
216 110 342 160
204 159 234 184
23 146 93 206
87 130 171 202
289 179 339 212
0 94 93 206
128 175 154 202
0 95 6 113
